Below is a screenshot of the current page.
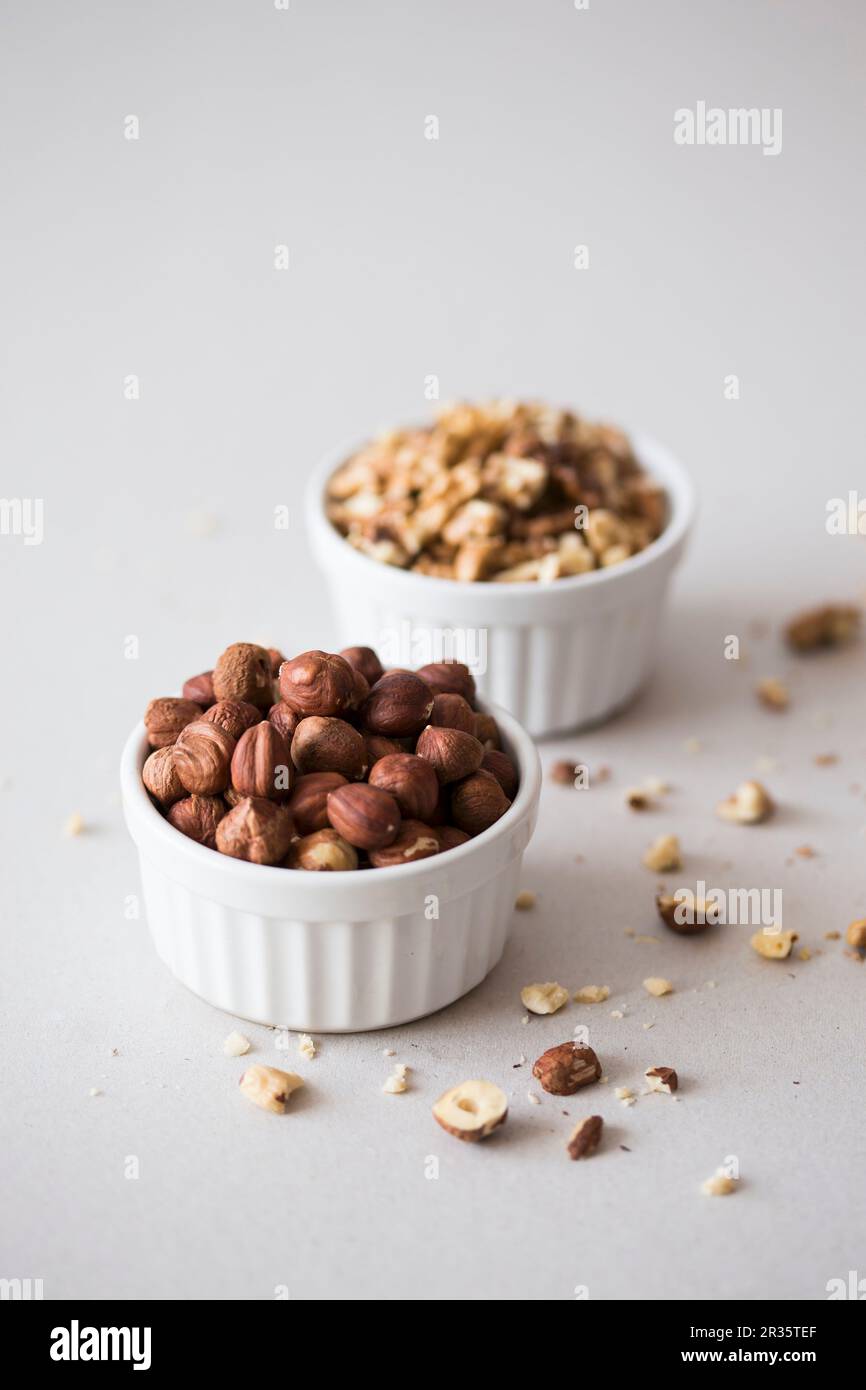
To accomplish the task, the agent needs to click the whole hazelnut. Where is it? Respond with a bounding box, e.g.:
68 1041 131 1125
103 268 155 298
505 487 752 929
450 768 510 835
279 650 357 717
167 794 226 849
429 692 475 735
266 647 286 678
143 697 202 749
416 725 484 785
436 825 471 852
368 753 439 821
340 646 384 687
369 820 440 868
415 661 476 705
173 720 235 795
202 699 261 742
326 783 401 851
349 667 370 709
532 1042 601 1096
287 772 348 836
182 671 215 707
481 748 519 800
285 828 358 872
231 721 293 801
359 671 434 738
142 746 184 806
473 712 501 751
212 642 273 709
363 732 405 764
215 797 294 865
291 717 368 780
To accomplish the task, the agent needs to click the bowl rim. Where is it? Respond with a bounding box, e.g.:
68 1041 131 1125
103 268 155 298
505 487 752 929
304 425 696 600
121 697 542 889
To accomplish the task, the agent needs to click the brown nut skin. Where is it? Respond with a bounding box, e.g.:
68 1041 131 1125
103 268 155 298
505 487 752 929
416 725 484 785
532 1043 601 1096
567 1115 604 1160
266 647 286 678
481 748 519 800
326 783 401 851
182 671 215 707
368 753 439 821
348 667 370 710
173 720 236 795
267 700 300 744
202 699 261 742
291 716 368 780
231 721 294 801
429 692 476 735
142 746 185 806
279 650 357 717
285 828 358 871
436 825 471 852
215 797 294 865
143 697 202 749
286 772 348 836
369 820 440 868
363 732 406 764
212 642 274 709
473 712 501 751
656 893 712 936
359 671 434 739
167 794 226 849
451 769 510 836
339 645 384 687
415 661 476 706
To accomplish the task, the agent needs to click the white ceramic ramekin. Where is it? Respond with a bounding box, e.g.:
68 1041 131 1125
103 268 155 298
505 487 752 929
306 433 695 737
121 702 541 1033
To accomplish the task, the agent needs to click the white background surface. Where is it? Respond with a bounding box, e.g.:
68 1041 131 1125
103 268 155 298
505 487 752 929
2 0 865 1300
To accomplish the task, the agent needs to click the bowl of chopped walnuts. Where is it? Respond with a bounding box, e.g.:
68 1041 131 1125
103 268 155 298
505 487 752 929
307 401 695 736
121 643 542 1032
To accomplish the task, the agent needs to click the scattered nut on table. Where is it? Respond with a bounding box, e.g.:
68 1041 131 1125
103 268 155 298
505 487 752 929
750 929 798 960
642 833 681 872
643 977 674 997
432 1079 508 1141
238 1064 304 1114
521 982 569 1015
846 919 866 950
532 1042 601 1095
716 780 774 825
645 1066 678 1094
566 1114 604 1160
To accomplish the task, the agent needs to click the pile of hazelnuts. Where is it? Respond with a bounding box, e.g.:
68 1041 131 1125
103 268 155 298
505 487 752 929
141 643 518 870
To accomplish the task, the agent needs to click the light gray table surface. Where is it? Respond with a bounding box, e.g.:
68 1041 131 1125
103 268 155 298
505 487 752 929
2 0 864 1300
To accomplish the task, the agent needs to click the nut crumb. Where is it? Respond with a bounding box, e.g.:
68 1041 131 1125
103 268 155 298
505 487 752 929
702 1172 737 1197
756 677 789 710
382 1047 396 1057
797 947 812 961
515 890 536 910
223 1030 251 1058
566 1114 603 1159
63 812 85 837
615 1086 635 1106
521 981 569 1015
824 931 841 941
642 833 681 873
88 1087 103 1098
610 1009 624 1019
383 1063 409 1094
642 1021 655 1030
239 1064 303 1114
550 760 577 785
846 920 866 949
643 977 673 997
645 1066 678 1094
573 984 610 1004
527 1092 541 1106
814 752 838 766
716 780 774 825
298 1033 317 1060
750 929 797 960
625 787 652 810
794 845 816 858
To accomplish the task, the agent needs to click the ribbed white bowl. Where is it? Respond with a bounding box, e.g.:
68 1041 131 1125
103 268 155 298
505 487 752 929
306 433 695 737
121 701 541 1032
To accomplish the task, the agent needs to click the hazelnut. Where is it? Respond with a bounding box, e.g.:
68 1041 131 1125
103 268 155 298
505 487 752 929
286 828 358 872
415 660 476 705
363 732 405 764
368 753 439 820
432 1079 507 1142
360 671 434 738
202 699 261 742
173 720 235 795
429 692 475 734
435 825 470 852
532 1042 601 1095
267 700 300 743
212 642 273 708
291 716 368 780
656 892 713 935
645 1066 678 1094
215 797 294 865
143 697 202 749
238 1064 303 1114
473 712 501 750
416 725 484 785
266 647 286 678
142 746 184 806
279 650 357 717
369 820 440 867
749 929 797 960
846 919 866 950
231 721 294 801
642 833 681 873
326 783 401 851
167 794 226 849
348 666 370 709
520 982 569 1015
182 671 215 706
785 603 860 652
339 645 384 687
716 780 774 824
480 748 519 799
566 1114 604 1160
287 772 348 836
450 768 510 835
